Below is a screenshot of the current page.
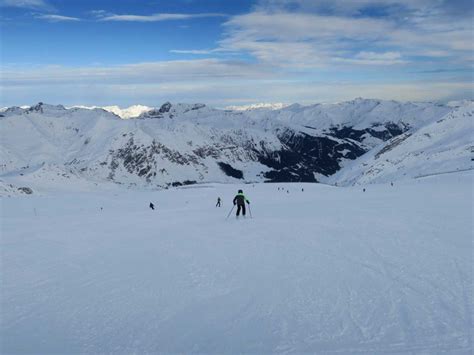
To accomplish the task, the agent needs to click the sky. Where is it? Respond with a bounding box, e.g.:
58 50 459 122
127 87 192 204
0 0 472 107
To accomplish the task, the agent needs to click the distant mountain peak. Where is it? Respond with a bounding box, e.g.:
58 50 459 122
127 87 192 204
224 103 290 111
71 104 152 119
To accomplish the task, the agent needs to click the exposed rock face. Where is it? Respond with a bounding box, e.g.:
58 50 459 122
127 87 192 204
108 137 202 183
218 162 244 179
260 128 368 182
159 102 172 114
17 187 33 194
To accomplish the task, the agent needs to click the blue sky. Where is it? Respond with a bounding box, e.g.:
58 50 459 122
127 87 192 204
1 0 472 107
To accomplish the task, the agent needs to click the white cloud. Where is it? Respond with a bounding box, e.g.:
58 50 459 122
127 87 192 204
218 12 397 68
0 0 54 11
223 11 391 42
2 75 471 107
1 59 272 86
215 5 473 70
238 80 473 104
355 52 402 60
89 10 107 15
254 0 467 18
36 14 81 22
388 27 473 53
99 12 226 22
170 49 216 55
336 51 407 65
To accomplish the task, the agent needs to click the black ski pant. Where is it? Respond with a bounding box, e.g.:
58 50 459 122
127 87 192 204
236 204 246 216
216 201 221 207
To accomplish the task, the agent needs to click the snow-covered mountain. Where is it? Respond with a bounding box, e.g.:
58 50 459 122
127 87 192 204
328 102 474 185
224 102 289 111
1 99 471 194
70 104 152 119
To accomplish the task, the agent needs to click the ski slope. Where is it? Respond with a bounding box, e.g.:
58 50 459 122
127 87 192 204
1 173 472 354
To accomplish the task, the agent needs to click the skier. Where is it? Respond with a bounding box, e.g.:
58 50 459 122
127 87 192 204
216 197 222 207
233 189 250 217
149 202 155 210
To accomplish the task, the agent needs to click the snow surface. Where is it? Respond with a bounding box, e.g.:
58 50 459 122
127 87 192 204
70 105 152 119
1 172 472 353
328 103 474 185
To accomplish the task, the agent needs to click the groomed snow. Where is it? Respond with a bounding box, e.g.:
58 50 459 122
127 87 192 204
1 173 472 353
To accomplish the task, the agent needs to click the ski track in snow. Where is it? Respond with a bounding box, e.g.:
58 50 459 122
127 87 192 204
1 173 472 354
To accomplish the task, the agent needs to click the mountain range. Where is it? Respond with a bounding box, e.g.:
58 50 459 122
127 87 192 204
1 98 472 195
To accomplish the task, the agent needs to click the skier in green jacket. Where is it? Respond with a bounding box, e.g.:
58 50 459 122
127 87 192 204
233 189 250 217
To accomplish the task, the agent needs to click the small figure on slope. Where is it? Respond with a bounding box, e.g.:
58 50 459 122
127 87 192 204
149 202 155 210
233 189 250 217
216 197 222 207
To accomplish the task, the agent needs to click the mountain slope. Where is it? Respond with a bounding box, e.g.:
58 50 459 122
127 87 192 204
72 105 152 119
329 102 474 185
0 99 466 193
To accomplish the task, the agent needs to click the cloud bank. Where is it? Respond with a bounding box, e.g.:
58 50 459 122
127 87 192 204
1 0 472 106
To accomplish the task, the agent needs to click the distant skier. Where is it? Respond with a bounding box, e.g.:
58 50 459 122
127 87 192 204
363 188 366 192
391 182 394 187
301 188 304 192
233 189 250 217
216 197 221 207
149 202 155 210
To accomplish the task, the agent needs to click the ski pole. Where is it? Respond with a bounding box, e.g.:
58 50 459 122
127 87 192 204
248 204 252 218
226 205 235 219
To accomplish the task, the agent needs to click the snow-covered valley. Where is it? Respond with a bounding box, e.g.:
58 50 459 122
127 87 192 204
1 173 472 353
